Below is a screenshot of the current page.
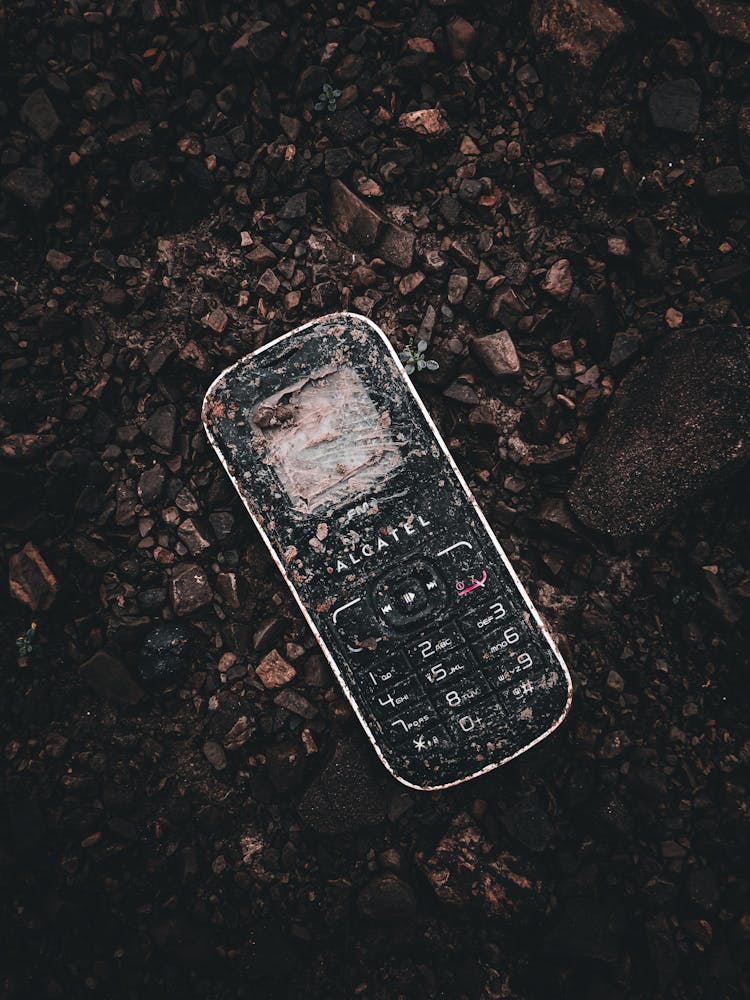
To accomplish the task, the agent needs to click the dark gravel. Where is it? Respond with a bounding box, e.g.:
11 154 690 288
2 1 750 998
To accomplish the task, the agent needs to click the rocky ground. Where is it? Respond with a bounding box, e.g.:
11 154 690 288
2 0 750 997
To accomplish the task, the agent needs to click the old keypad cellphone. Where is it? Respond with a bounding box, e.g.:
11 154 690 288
202 313 572 790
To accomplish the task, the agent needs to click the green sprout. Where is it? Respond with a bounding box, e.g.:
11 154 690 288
16 622 38 658
399 340 439 375
314 84 341 114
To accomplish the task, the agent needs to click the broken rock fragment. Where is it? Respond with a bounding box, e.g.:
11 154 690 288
470 330 521 377
256 649 296 688
417 812 547 919
170 563 212 615
9 542 59 611
541 258 573 300
330 179 382 248
569 327 750 537
530 0 630 70
20 89 60 141
397 108 450 139
80 649 144 705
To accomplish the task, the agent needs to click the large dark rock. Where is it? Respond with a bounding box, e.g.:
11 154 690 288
80 649 145 705
298 739 386 834
569 327 750 537
1 167 53 211
649 79 701 133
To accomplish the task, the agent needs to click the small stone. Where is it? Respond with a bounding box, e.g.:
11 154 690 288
541 258 573 300
398 271 425 296
273 688 316 719
665 307 683 328
448 272 469 304
20 89 60 141
327 106 370 145
446 16 476 61
704 165 746 199
138 465 166 504
350 265 377 288
129 158 167 194
45 249 72 273
330 179 382 248
606 670 625 693
143 404 177 451
357 874 417 922
80 650 144 706
458 178 482 203
177 518 211 556
138 622 196 691
1 167 53 212
257 269 280 296
398 108 450 139
9 542 59 611
278 192 308 219
649 79 701 133
102 286 131 317
107 121 154 159
551 339 575 361
170 563 212 615
256 649 296 688
377 224 414 270
607 235 630 257
324 146 355 177
203 739 227 771
206 308 228 334
470 330 521 377
84 81 116 113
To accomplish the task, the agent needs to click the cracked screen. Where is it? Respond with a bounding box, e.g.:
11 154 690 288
253 368 402 514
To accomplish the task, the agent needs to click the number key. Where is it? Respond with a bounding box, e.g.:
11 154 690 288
419 647 474 689
407 624 463 663
446 696 506 746
435 674 491 714
371 678 423 720
461 598 510 639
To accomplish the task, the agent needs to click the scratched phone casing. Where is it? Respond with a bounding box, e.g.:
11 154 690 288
202 313 572 790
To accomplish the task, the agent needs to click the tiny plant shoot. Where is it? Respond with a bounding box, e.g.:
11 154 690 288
399 339 439 375
314 84 341 113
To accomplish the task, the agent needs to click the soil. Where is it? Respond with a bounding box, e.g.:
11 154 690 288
2 1 750 998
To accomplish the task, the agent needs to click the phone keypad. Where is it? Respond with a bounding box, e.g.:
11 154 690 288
328 543 568 784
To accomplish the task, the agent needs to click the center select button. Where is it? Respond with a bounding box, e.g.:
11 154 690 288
371 559 447 628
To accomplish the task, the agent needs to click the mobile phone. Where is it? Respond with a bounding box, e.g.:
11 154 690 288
202 312 572 789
